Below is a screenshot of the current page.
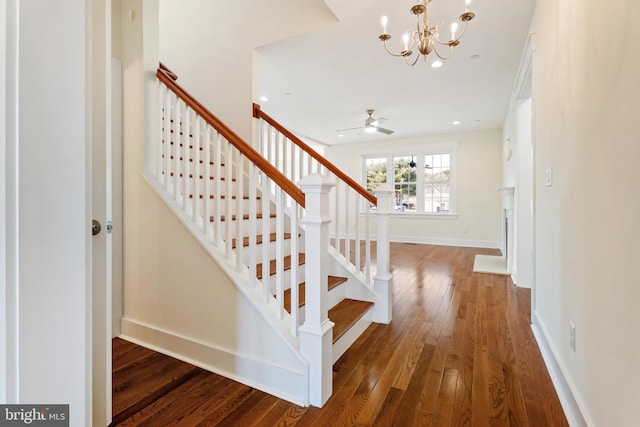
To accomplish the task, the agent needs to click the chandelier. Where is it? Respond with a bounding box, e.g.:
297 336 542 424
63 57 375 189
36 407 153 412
378 0 475 66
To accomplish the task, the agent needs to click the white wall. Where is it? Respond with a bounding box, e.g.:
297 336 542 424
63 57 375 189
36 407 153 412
529 1 640 425
0 0 92 424
158 0 338 142
326 129 503 247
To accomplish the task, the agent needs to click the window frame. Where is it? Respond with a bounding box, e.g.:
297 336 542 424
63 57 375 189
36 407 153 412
361 142 457 218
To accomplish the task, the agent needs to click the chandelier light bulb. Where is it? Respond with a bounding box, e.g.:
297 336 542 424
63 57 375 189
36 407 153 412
466 0 472 11
451 22 459 40
402 32 410 50
381 16 388 34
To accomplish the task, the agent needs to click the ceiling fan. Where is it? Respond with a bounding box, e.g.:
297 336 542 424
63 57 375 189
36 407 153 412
336 109 394 136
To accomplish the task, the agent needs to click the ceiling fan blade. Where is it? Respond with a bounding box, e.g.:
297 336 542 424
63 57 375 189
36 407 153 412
376 126 394 135
335 126 363 133
371 117 387 126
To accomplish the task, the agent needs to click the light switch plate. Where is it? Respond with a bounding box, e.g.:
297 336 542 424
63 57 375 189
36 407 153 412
545 167 553 187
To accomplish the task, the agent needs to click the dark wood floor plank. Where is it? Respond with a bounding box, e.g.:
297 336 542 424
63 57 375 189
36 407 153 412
111 243 568 426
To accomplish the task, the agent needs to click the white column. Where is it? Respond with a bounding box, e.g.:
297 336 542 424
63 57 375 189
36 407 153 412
298 174 335 407
373 184 393 324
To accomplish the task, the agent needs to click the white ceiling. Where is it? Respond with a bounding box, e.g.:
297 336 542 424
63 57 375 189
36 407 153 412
257 0 535 146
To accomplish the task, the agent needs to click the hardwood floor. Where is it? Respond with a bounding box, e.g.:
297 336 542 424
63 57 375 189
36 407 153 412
111 243 568 426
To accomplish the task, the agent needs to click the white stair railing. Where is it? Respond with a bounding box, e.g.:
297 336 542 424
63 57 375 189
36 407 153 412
156 65 308 337
253 104 384 290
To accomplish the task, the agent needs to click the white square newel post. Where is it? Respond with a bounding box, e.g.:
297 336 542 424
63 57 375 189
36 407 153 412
373 184 393 323
298 174 336 407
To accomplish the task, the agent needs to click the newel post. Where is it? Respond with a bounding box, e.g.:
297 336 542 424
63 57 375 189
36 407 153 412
298 174 335 407
373 184 393 324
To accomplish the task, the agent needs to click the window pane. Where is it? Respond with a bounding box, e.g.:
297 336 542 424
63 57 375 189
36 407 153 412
424 153 450 213
365 157 387 193
393 156 417 212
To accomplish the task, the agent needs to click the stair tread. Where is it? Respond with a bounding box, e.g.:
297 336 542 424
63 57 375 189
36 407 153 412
231 232 291 249
330 299 374 344
283 276 348 312
210 213 276 222
256 253 306 280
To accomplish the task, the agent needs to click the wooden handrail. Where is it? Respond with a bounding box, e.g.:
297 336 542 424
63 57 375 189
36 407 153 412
252 103 377 206
159 62 178 81
157 66 305 207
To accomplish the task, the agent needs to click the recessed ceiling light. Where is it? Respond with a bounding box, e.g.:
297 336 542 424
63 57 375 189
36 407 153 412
453 120 461 125
431 60 443 68
259 96 269 102
338 134 344 138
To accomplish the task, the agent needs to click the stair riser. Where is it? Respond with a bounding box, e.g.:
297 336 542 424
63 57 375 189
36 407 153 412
194 199 264 217
241 239 294 265
290 281 346 325
262 266 305 293
206 218 279 238
163 179 247 196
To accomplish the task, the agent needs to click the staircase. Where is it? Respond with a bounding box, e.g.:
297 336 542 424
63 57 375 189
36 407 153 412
147 64 393 407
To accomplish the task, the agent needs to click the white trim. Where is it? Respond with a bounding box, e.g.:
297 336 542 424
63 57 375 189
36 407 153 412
389 235 500 249
531 311 593 427
513 32 536 100
361 141 458 215
1 0 19 404
120 318 309 407
388 212 457 220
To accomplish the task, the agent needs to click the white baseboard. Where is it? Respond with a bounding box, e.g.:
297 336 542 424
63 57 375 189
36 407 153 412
389 235 500 249
120 317 309 407
531 311 592 427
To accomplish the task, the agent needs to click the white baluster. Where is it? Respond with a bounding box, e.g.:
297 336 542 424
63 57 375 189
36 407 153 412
158 82 166 183
261 172 271 303
202 125 211 232
213 132 222 245
344 184 350 264
333 177 340 254
171 97 179 199
354 189 361 273
365 202 371 283
235 150 244 272
248 164 257 288
224 140 233 260
192 116 200 222
289 202 299 336
181 106 189 208
275 187 284 320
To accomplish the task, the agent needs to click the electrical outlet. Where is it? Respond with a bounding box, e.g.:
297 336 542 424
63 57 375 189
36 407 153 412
569 322 576 351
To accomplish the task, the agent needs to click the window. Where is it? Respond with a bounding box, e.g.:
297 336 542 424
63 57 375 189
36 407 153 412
362 144 456 215
424 153 450 213
393 156 417 212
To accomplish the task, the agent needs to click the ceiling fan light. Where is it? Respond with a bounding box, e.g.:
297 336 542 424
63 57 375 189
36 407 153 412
364 125 377 133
